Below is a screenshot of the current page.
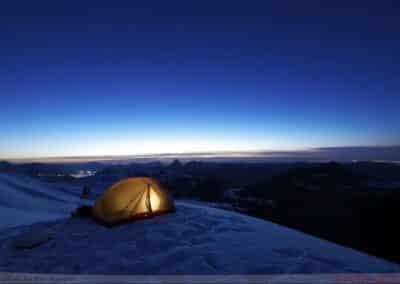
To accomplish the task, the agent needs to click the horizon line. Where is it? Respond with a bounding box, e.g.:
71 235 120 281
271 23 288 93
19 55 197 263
1 145 400 164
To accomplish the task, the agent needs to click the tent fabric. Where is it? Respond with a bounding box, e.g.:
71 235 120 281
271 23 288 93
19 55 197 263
92 177 175 226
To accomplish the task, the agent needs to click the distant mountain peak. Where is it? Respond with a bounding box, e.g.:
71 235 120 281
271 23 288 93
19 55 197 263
168 159 183 169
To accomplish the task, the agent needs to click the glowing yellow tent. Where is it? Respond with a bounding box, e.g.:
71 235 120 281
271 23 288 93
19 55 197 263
92 177 175 226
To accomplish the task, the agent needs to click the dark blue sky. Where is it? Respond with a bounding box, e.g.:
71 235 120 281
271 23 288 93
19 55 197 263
1 1 399 158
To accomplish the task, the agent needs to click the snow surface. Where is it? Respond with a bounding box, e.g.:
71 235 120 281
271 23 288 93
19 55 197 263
0 172 399 274
0 202 399 274
0 173 84 229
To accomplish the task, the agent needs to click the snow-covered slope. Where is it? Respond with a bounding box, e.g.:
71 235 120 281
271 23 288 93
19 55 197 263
1 202 399 274
0 172 399 274
0 173 82 229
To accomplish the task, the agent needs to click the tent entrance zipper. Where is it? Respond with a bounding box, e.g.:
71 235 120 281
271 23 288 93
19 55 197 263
146 184 153 215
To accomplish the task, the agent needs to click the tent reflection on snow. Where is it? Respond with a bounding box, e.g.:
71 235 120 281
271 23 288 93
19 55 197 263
92 177 175 226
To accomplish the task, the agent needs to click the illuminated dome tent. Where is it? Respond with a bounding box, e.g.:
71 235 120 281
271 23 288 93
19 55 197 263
92 177 175 226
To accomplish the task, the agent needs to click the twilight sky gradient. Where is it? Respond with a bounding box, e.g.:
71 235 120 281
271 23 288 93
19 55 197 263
1 1 399 159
